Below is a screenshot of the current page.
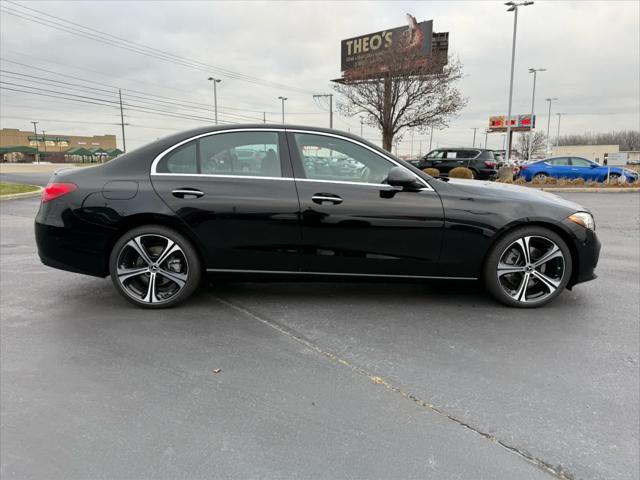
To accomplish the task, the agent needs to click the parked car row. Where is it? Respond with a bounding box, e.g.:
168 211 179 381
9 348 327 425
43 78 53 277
409 149 639 183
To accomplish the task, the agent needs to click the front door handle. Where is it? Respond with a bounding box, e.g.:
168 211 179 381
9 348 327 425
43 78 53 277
172 188 204 199
311 193 343 205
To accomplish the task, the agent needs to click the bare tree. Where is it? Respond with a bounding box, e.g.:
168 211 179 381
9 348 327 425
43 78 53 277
558 130 640 151
333 50 467 152
516 132 547 160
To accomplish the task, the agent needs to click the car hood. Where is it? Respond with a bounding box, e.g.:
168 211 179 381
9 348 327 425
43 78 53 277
442 178 588 212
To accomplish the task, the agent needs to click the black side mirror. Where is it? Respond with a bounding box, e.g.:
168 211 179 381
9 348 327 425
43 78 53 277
386 166 423 191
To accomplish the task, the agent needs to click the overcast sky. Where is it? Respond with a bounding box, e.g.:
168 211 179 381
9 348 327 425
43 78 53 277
1 0 638 154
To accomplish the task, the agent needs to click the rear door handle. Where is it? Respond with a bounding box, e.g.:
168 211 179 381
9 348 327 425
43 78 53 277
172 188 204 199
311 193 343 205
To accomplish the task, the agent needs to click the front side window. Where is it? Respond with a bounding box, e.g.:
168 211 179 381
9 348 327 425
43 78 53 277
571 158 592 167
425 150 445 159
200 131 281 177
294 133 395 184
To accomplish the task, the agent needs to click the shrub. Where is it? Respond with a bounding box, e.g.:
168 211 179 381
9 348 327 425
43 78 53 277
514 177 527 185
531 175 545 185
543 177 558 185
585 180 598 188
422 167 440 177
571 177 586 185
448 167 474 179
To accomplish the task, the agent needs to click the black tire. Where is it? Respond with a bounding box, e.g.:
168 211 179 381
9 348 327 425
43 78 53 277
483 226 572 308
469 169 478 179
533 173 548 181
607 173 621 183
109 225 201 308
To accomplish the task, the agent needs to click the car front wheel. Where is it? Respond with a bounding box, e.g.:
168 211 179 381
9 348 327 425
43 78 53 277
109 225 201 308
483 227 572 307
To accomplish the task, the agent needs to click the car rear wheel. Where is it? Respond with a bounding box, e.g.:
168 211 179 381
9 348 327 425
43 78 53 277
607 173 621 183
483 226 572 308
533 173 548 181
109 225 201 308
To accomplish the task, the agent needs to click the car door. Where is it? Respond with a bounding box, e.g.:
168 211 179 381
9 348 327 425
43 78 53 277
570 157 599 180
287 130 444 277
150 129 302 272
546 157 572 178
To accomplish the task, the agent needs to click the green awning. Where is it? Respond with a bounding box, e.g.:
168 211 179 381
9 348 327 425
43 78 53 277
0 146 38 154
106 148 123 157
65 147 93 156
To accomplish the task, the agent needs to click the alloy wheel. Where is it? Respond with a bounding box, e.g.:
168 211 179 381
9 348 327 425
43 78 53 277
115 234 189 304
496 235 565 304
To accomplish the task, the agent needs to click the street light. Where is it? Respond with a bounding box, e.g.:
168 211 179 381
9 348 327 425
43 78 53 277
556 112 566 147
527 67 546 160
360 117 364 137
545 97 558 154
278 96 288 124
471 127 478 148
30 121 39 164
207 77 221 125
504 1 534 164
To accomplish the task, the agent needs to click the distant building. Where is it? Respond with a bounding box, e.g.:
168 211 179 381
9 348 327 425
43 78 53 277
0 128 119 163
0 128 117 152
551 144 619 163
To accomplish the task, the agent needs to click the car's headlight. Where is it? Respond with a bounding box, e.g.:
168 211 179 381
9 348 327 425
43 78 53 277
568 212 595 231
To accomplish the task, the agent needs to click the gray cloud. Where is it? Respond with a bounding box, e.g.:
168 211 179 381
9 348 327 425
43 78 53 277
1 0 638 154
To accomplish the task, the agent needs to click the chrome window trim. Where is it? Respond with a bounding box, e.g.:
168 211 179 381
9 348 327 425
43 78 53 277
151 173 294 181
150 127 433 192
206 268 476 280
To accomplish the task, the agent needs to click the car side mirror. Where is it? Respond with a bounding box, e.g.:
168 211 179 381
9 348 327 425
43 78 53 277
590 163 597 168
386 167 423 191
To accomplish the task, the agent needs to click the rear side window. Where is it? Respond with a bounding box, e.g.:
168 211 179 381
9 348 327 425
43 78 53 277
548 158 570 166
200 131 281 177
156 142 198 173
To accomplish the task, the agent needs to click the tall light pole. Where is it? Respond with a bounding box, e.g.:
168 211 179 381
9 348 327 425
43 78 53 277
429 127 434 151
484 129 490 149
556 113 566 147
360 117 364 137
545 97 558 154
527 67 546 160
278 96 288 124
207 77 221 125
30 121 39 164
504 1 534 164
471 127 478 147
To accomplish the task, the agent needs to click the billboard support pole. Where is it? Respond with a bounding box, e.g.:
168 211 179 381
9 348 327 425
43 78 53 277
382 76 393 151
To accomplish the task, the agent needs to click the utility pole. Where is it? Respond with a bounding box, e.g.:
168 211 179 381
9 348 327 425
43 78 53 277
278 96 288 124
207 77 222 125
360 117 364 137
545 97 558 154
472 127 478 148
556 113 565 147
30 121 39 164
527 67 546 160
118 89 127 152
504 1 534 164
313 94 333 128
410 129 415 157
42 130 47 156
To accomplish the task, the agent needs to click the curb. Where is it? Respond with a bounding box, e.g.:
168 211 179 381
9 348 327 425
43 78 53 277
0 186 43 201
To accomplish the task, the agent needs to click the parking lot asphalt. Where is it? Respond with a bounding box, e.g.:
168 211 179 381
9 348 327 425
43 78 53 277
1 192 638 480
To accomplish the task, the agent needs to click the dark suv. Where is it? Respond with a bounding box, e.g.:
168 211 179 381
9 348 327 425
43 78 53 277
412 148 500 180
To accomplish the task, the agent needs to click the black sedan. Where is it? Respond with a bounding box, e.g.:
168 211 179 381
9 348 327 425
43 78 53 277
35 125 600 308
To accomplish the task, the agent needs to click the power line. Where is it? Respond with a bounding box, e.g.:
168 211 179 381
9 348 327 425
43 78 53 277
2 2 319 95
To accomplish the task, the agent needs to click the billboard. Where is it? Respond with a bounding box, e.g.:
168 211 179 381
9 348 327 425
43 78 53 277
488 114 535 132
337 15 448 81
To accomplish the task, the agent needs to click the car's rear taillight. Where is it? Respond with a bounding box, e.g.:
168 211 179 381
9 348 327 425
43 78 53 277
520 165 528 170
484 161 497 168
42 182 77 203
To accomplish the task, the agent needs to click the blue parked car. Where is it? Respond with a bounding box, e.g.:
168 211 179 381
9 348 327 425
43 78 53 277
518 156 639 183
